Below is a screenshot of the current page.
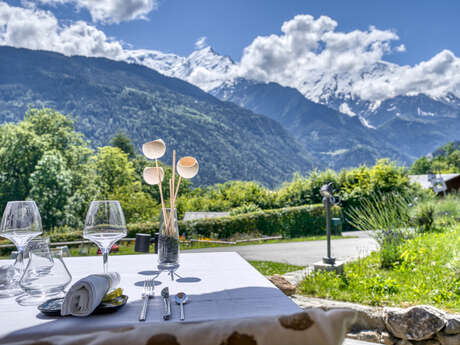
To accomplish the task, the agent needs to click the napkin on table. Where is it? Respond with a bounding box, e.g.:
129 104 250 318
61 272 120 317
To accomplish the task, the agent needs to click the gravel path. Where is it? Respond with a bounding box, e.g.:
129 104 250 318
184 231 377 266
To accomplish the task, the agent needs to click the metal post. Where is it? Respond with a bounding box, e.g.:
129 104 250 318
323 195 335 265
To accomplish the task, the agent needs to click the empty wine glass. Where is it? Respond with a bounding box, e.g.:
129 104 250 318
0 201 43 297
83 201 127 273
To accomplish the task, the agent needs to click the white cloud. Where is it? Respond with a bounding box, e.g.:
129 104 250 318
232 14 460 102
1 6 459 103
194 36 208 50
396 44 406 52
0 2 123 57
38 0 158 24
354 50 460 101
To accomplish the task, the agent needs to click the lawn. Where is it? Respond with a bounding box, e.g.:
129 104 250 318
248 260 304 276
298 224 460 312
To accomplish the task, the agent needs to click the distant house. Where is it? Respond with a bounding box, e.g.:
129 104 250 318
409 174 460 194
183 212 230 221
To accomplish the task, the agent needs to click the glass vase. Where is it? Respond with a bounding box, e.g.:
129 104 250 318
157 208 179 271
17 247 72 306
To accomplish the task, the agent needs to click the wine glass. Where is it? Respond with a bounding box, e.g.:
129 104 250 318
83 201 127 273
0 201 43 297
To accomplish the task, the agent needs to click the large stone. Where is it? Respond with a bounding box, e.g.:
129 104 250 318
444 315 460 335
384 306 446 341
347 330 383 343
293 296 386 331
437 332 460 345
268 274 296 296
413 340 441 345
396 340 413 345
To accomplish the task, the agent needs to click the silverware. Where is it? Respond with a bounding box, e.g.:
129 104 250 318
175 292 188 321
139 278 154 321
161 287 171 320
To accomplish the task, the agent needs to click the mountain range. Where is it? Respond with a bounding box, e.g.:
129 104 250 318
0 46 313 187
1 44 459 186
138 46 460 166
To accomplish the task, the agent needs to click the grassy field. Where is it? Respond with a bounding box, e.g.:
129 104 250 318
298 224 460 312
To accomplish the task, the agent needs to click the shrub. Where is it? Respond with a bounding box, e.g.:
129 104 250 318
346 192 412 269
128 204 341 240
411 203 435 233
230 203 262 216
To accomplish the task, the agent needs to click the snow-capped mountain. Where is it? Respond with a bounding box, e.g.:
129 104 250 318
126 46 235 91
125 45 460 163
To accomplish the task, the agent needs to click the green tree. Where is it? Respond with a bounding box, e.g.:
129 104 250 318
0 108 95 229
410 142 460 174
0 124 43 207
92 147 159 222
110 131 137 159
29 151 72 228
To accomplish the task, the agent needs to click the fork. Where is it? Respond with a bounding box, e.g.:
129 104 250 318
139 278 154 321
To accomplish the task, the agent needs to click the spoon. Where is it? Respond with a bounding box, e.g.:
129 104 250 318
175 292 188 321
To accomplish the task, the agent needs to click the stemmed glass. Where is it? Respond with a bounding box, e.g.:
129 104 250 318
83 201 127 273
0 201 43 297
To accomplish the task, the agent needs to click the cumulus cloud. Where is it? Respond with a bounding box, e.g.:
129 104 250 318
38 0 157 24
396 44 406 52
0 2 123 57
1 5 459 103
354 50 460 101
195 36 208 50
230 14 460 103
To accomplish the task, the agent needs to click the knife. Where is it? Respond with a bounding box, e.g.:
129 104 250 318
161 287 171 320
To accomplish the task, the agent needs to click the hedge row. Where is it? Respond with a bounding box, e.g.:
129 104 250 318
128 204 342 239
1 204 342 256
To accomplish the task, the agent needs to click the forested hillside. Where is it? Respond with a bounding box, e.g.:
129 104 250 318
0 46 313 187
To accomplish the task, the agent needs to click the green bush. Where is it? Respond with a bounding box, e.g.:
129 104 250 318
230 203 262 216
411 203 435 233
346 192 413 269
128 204 341 240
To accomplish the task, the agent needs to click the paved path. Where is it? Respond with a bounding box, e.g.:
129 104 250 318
185 231 377 266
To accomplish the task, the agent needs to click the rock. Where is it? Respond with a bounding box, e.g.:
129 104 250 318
292 295 386 331
396 340 413 345
444 315 460 335
413 340 441 345
382 332 398 345
437 332 460 345
384 306 446 341
268 274 296 296
347 330 383 343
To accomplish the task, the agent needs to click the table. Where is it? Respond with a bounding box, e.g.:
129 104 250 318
0 252 301 342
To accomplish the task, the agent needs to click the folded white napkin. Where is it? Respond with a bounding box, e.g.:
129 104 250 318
61 272 120 317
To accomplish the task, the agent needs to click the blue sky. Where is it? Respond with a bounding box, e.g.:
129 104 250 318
1 0 459 102
22 0 460 66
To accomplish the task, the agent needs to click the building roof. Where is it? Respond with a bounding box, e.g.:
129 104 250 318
183 212 230 221
409 174 460 189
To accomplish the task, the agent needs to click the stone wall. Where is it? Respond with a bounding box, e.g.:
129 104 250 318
292 296 460 345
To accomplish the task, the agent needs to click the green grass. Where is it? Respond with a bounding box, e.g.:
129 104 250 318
248 260 304 276
298 224 460 312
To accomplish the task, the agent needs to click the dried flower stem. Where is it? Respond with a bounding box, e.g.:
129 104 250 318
155 159 168 229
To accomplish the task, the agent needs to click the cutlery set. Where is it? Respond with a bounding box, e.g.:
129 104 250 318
138 279 188 322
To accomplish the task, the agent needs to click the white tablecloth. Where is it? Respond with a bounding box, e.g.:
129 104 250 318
0 252 301 342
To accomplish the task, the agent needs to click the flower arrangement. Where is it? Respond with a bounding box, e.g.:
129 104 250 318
141 139 199 236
